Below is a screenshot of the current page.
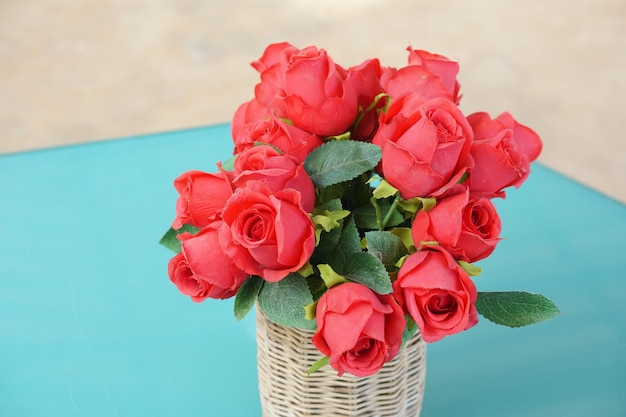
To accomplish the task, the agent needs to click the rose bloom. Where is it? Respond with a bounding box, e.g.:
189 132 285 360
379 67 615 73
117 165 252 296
372 94 474 199
406 46 461 103
411 185 502 262
231 97 271 142
250 41 296 74
345 57 386 142
280 45 360 137
232 114 322 164
249 42 299 113
220 181 315 282
232 145 315 212
467 111 543 198
171 169 234 230
235 42 362 139
393 246 478 343
168 222 249 302
312 282 406 377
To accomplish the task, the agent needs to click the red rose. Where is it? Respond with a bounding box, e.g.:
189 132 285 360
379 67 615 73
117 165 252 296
393 246 478 342
406 46 461 103
168 222 249 301
232 114 322 164
467 112 542 197
311 282 406 377
250 41 297 74
470 112 542 162
411 186 502 262
279 46 360 137
220 181 315 282
231 98 270 142
380 65 452 104
171 169 234 229
232 145 315 212
250 42 299 113
346 58 387 141
372 95 474 199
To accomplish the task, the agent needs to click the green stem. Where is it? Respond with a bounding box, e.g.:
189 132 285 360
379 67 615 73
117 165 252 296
380 195 401 230
371 196 383 230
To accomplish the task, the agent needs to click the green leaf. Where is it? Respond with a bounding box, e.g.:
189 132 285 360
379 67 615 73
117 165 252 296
389 227 415 253
258 273 316 329
401 316 418 346
220 154 237 171
298 262 314 278
476 291 561 328
324 131 351 141
343 252 393 294
318 183 344 204
310 225 342 266
311 209 351 232
353 200 405 230
159 224 200 253
304 300 318 321
364 231 409 270
317 264 348 289
233 275 263 321
417 197 437 212
328 216 361 273
304 141 382 188
457 260 482 277
309 199 344 265
372 179 399 199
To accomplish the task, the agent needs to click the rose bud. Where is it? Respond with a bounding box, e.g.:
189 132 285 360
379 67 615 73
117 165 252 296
168 222 248 301
372 95 473 199
232 144 315 212
171 169 234 230
393 246 478 343
467 111 543 198
411 186 502 262
220 181 315 282
312 282 406 377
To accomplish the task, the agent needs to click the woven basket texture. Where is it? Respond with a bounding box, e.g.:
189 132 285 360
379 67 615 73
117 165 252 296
256 307 426 417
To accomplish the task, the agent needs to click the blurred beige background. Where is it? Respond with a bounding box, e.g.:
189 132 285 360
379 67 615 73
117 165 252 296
1 0 625 202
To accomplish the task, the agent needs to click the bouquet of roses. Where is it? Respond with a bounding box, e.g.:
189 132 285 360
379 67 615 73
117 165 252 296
160 42 560 378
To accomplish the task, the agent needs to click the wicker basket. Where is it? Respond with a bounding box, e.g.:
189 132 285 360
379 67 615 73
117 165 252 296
256 307 427 417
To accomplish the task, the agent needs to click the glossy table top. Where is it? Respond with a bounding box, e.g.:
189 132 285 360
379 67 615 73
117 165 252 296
1 124 625 416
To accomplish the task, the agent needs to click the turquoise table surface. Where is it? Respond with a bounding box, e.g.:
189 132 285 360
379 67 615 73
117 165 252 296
1 124 625 416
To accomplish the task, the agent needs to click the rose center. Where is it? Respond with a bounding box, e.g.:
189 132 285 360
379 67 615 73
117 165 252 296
241 212 271 244
471 206 489 231
352 338 373 355
429 110 460 143
428 295 457 314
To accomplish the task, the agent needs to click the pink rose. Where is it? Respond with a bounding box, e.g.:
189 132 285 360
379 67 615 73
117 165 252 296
279 46 360 137
372 95 474 199
411 186 502 262
393 246 478 342
220 181 316 282
232 145 315 212
467 112 542 197
232 114 322 164
171 169 234 229
311 282 406 377
406 46 461 103
168 222 249 301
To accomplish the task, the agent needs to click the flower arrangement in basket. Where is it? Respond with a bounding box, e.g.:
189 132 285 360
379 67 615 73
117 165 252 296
160 42 560 380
